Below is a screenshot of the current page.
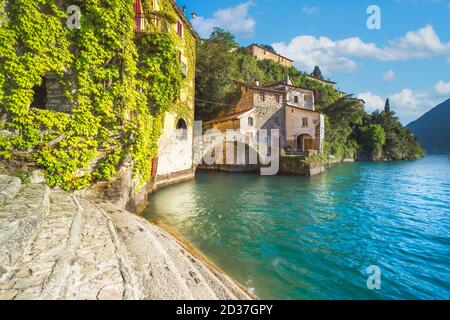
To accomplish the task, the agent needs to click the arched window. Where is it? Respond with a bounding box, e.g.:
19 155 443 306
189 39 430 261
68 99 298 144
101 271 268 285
248 117 254 126
294 96 299 104
176 118 188 140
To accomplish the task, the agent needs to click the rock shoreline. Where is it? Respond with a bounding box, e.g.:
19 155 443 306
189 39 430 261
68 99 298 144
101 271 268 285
0 175 251 300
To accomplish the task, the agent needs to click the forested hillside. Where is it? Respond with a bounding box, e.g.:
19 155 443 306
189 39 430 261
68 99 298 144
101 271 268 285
407 99 450 154
195 28 425 161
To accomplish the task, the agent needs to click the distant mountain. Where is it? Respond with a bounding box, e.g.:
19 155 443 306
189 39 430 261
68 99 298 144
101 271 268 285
407 98 450 154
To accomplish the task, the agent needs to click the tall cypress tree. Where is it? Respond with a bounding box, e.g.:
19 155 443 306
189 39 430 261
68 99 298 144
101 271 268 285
311 66 324 80
384 98 391 113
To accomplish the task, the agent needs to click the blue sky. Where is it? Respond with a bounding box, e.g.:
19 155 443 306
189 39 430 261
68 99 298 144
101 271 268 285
177 0 450 124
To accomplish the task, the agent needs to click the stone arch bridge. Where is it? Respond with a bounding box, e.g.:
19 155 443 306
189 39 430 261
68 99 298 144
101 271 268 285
193 131 279 175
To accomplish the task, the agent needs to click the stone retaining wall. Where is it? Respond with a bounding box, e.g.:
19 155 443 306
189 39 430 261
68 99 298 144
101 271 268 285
279 156 326 176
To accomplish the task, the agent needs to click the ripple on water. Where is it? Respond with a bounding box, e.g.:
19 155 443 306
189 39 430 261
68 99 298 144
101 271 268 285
145 156 450 299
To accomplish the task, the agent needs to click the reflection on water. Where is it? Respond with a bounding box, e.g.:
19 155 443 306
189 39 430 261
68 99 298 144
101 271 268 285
144 156 450 299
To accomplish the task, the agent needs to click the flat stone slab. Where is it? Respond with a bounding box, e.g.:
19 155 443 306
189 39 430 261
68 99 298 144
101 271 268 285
0 183 251 300
0 175 21 205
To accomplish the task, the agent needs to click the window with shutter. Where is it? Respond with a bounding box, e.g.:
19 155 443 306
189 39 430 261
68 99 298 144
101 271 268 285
133 0 145 32
302 117 308 127
274 116 280 125
177 20 183 37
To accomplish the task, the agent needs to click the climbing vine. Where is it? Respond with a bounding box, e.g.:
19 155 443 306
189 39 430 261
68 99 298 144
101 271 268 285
0 0 186 190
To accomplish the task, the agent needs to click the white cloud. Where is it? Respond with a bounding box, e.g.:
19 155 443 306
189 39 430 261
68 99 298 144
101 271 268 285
357 80 449 124
301 7 320 15
447 56 450 65
389 88 444 124
191 2 256 38
434 80 450 95
272 35 359 74
357 92 385 114
272 25 450 75
383 70 396 82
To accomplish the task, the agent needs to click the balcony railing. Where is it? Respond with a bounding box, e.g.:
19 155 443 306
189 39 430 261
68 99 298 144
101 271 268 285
134 14 169 33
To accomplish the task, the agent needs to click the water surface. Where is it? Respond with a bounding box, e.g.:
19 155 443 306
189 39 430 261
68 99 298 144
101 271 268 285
144 156 450 299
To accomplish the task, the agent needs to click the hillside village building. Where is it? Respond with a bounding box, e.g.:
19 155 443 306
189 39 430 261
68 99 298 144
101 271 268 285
205 77 325 155
134 0 198 189
306 74 336 88
248 44 294 68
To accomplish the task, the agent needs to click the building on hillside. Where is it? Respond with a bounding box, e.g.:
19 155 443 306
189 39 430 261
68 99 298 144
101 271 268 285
247 44 294 68
134 0 197 189
336 90 366 105
305 74 336 88
205 77 325 155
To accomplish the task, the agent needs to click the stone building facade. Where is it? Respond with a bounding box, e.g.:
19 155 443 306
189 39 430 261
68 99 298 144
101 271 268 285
28 1 197 211
133 0 197 190
205 77 325 156
248 44 293 68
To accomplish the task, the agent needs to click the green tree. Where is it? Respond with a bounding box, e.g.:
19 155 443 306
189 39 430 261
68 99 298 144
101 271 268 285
358 124 386 160
384 98 391 113
195 30 240 120
370 109 424 160
237 54 266 84
321 97 365 159
209 27 238 48
311 66 324 79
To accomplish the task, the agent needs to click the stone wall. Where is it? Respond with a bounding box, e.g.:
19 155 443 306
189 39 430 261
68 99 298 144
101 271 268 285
150 168 195 192
85 161 150 214
252 89 284 137
44 72 74 113
197 164 259 173
156 112 194 177
279 156 326 176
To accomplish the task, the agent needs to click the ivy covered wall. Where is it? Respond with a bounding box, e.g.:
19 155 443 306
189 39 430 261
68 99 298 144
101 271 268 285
0 0 194 190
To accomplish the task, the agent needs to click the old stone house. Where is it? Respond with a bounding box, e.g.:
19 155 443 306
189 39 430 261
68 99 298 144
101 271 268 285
205 77 325 155
247 44 293 68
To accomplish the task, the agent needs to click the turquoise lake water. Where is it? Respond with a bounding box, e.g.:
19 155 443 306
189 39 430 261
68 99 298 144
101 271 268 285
144 155 450 299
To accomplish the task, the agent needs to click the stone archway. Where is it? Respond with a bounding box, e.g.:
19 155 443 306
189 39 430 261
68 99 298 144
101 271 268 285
296 134 314 152
176 118 188 140
194 131 270 170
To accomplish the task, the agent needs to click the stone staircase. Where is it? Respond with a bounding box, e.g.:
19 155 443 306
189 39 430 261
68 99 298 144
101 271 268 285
0 175 250 300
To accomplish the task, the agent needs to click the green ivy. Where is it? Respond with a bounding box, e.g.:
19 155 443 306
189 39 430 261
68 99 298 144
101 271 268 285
0 0 185 190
